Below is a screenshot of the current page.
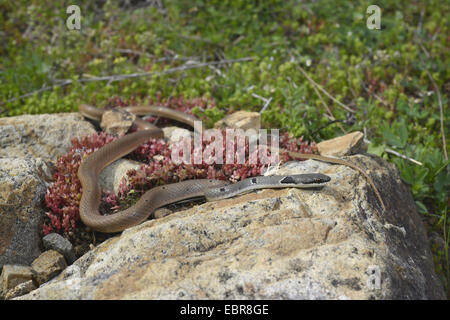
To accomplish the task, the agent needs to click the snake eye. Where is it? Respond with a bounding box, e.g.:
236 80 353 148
251 178 257 184
220 188 226 192
280 176 295 184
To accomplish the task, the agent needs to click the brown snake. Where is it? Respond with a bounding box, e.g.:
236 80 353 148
78 104 385 233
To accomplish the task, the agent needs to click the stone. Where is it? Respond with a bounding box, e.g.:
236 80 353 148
1 265 34 297
31 250 67 286
100 108 136 137
214 111 261 130
162 126 192 144
16 155 445 299
98 159 142 194
0 113 96 270
4 280 36 300
317 131 367 156
0 113 96 163
0 158 50 270
42 233 76 265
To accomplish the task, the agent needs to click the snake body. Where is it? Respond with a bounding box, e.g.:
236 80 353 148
78 104 384 233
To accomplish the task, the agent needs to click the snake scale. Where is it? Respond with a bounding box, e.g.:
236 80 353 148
78 104 385 233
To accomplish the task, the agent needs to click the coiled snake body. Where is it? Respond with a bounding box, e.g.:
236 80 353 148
78 104 384 233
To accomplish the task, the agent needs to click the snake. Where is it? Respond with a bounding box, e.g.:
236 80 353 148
78 104 385 233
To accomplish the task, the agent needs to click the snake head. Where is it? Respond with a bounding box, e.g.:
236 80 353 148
279 173 331 187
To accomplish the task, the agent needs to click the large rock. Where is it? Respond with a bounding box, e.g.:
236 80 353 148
0 158 50 270
17 156 445 299
0 113 96 163
0 113 96 271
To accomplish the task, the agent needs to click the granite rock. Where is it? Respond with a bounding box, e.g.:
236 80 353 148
17 156 445 300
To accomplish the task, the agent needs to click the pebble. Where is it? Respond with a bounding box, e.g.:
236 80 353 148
31 250 67 286
42 233 77 264
0 264 34 298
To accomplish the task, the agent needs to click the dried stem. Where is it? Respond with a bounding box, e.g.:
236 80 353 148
6 57 254 104
309 78 348 134
423 67 448 161
363 129 423 166
290 54 356 113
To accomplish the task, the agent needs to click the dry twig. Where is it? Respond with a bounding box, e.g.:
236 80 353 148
363 128 423 166
6 57 254 104
289 53 356 113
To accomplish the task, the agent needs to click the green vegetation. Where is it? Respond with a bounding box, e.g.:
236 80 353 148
0 0 448 294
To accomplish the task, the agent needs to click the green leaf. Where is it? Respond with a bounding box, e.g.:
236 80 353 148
397 121 408 147
433 160 450 177
399 162 414 184
415 166 429 183
367 143 385 157
415 201 429 214
381 126 404 148
433 169 449 193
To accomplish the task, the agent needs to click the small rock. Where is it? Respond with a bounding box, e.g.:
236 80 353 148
162 126 192 144
42 233 76 264
317 131 366 156
98 159 142 194
214 111 261 130
100 108 136 136
4 280 36 300
31 250 67 286
152 155 165 162
0 265 34 296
